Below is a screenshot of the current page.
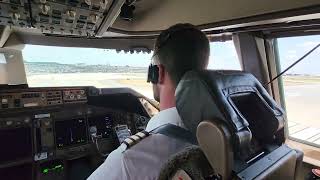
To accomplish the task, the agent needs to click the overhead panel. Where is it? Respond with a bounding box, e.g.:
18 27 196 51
0 0 31 28
0 0 121 36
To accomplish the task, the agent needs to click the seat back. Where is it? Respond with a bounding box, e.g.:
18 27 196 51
175 70 302 179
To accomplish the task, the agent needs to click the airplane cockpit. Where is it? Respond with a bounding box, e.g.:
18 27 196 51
0 0 320 179
0 85 156 179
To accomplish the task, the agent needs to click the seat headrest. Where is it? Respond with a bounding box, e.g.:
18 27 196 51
175 70 285 148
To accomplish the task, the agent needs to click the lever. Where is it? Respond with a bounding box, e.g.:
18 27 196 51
89 126 109 157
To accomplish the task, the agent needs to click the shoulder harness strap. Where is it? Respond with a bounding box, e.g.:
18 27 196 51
151 124 198 145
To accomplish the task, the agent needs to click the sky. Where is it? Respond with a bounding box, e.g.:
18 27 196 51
278 35 320 75
22 35 320 74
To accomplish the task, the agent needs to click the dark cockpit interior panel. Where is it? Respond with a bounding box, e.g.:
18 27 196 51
0 0 115 37
0 86 154 180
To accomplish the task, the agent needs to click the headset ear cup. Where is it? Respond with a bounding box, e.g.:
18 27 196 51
147 65 159 84
147 65 152 83
153 65 159 84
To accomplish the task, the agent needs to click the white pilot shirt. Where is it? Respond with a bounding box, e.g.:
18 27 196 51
87 107 188 180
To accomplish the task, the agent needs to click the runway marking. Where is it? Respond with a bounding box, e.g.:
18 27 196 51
308 133 320 143
291 127 320 141
288 121 298 128
314 138 320 145
289 124 308 134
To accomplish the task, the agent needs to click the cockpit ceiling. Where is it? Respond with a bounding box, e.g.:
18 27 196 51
0 0 319 39
110 0 320 33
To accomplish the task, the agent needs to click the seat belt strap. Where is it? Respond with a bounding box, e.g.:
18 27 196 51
151 123 198 145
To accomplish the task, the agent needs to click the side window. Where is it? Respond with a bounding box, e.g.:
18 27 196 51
277 35 320 147
208 41 242 70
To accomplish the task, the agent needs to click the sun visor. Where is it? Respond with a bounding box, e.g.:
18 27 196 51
0 49 27 85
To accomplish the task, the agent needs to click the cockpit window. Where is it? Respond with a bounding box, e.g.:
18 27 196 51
23 45 154 98
22 41 241 99
208 40 241 70
277 35 320 147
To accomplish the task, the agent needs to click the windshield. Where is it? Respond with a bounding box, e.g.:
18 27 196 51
22 41 241 99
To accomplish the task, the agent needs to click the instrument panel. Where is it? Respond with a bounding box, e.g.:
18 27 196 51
0 88 87 109
0 86 152 180
0 0 115 36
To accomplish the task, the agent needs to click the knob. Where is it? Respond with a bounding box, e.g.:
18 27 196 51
50 27 54 33
40 4 50 15
12 12 20 20
24 118 31 123
9 12 20 24
66 10 76 19
6 121 13 126
44 121 50 126
100 0 108 9
84 0 91 6
89 14 98 23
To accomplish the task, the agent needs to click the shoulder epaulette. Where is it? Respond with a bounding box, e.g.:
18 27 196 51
121 131 150 152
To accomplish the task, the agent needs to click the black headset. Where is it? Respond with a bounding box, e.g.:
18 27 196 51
147 25 197 84
147 64 159 84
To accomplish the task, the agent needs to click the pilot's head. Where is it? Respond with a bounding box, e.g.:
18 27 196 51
148 23 210 105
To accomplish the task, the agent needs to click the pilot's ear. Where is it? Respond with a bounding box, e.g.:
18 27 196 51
158 64 165 84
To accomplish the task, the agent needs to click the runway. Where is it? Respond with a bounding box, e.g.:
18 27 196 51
284 84 320 146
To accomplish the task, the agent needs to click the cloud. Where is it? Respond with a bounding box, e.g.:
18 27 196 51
298 41 318 48
285 50 298 60
297 41 320 53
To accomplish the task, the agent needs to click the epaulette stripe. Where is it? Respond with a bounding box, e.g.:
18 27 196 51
135 132 145 139
131 135 141 141
124 138 134 145
122 140 130 147
121 131 151 152
128 137 136 143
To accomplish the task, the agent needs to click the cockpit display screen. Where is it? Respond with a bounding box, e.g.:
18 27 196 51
0 127 32 162
88 115 113 138
55 118 87 148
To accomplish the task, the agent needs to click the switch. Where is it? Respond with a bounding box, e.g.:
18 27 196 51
2 98 8 104
66 10 76 19
9 12 20 24
6 121 13 126
89 14 98 24
24 118 30 123
40 4 50 15
1 103 8 109
70 94 75 99
14 99 20 107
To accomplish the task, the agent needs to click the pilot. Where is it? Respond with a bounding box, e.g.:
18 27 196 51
88 23 210 180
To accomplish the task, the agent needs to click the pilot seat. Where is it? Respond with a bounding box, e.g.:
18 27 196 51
157 70 303 180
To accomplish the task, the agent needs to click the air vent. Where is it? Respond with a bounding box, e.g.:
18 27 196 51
46 91 62 105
